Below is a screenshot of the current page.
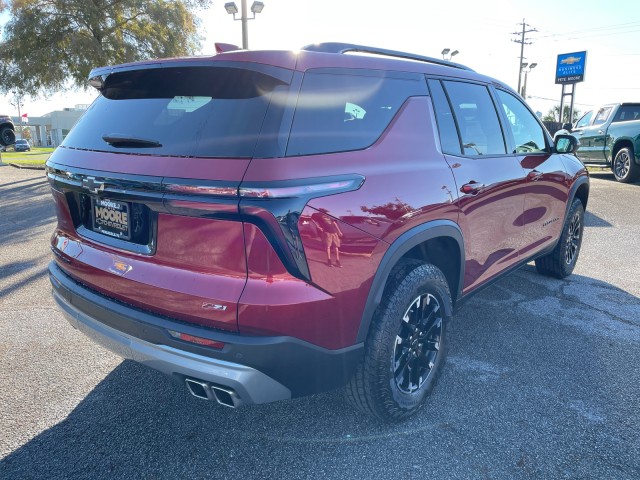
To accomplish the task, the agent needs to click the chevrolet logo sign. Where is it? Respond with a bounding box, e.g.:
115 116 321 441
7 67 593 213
109 259 132 276
82 176 105 194
560 56 582 65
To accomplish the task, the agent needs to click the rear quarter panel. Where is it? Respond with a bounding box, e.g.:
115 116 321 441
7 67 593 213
606 120 640 163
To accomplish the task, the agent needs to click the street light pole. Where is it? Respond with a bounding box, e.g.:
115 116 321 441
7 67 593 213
224 1 265 50
240 0 248 50
520 63 537 99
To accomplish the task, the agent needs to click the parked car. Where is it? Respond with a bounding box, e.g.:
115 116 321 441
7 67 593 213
0 114 16 146
46 42 588 422
571 103 640 182
14 139 31 152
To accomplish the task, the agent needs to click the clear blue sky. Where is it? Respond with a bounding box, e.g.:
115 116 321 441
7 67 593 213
1 0 639 118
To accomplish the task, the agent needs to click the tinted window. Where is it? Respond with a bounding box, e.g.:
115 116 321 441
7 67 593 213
428 79 462 155
575 111 593 128
62 66 288 158
612 105 640 123
286 72 426 156
442 81 506 156
496 89 548 154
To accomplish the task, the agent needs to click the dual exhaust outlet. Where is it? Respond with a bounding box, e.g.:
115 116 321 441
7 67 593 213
185 378 239 408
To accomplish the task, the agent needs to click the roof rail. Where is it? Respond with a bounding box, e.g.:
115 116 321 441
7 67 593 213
301 42 474 71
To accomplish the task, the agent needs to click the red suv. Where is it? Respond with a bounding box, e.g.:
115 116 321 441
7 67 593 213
47 43 589 422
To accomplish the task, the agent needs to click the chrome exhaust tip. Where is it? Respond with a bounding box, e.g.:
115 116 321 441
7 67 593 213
184 378 239 408
185 378 213 401
210 385 238 408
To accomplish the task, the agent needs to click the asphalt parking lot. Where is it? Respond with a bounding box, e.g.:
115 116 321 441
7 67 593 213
1 164 639 479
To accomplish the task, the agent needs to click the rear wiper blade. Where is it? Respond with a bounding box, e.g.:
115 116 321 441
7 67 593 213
102 134 162 148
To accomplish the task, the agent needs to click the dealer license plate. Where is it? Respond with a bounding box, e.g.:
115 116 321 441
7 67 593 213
91 198 131 240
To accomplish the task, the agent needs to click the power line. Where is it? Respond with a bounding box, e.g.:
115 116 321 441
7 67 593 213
512 19 537 95
527 95 594 107
535 21 640 40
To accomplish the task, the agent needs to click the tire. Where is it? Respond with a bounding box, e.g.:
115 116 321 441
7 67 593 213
535 199 584 279
0 126 16 147
345 260 451 422
612 147 640 183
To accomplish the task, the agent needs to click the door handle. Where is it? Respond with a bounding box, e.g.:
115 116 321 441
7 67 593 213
527 170 543 181
460 181 485 195
598 130 605 134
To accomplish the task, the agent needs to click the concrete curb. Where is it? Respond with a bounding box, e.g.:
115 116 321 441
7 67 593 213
4 162 46 171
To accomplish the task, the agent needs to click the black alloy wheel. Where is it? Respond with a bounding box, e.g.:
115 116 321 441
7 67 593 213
345 260 451 422
564 210 581 266
535 198 584 279
393 293 442 394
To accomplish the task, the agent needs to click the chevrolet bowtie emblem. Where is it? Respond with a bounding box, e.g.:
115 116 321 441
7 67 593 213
82 176 105 194
560 56 581 65
109 259 132 276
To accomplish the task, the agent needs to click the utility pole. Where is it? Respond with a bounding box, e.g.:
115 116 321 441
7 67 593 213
10 93 24 138
512 19 537 95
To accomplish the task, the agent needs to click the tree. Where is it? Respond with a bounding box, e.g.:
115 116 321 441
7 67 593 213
542 104 582 124
0 0 208 96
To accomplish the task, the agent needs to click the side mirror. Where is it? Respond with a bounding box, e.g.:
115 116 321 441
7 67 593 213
555 134 579 154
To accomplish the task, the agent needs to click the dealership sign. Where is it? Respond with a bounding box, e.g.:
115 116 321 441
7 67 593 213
555 51 587 84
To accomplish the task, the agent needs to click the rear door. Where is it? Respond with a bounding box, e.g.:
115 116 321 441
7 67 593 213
428 79 526 294
494 88 569 256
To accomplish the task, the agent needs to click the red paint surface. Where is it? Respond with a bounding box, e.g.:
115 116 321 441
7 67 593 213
51 211 248 331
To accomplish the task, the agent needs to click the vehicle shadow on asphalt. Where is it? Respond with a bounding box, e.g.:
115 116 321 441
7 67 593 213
0 259 49 300
0 359 427 478
584 210 612 227
1 269 639 479
589 171 640 185
0 174 55 249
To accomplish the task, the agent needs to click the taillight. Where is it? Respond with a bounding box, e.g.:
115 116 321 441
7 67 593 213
164 184 238 197
168 330 225 349
237 175 365 282
239 177 364 199
163 175 364 200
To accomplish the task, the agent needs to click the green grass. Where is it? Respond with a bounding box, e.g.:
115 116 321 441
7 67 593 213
586 165 611 173
0 147 53 167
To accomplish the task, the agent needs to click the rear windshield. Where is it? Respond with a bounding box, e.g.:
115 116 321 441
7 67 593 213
62 65 288 158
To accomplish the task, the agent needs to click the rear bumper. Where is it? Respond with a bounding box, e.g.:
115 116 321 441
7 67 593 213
49 261 362 404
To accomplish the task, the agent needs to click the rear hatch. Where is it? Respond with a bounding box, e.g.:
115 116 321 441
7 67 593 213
47 58 295 331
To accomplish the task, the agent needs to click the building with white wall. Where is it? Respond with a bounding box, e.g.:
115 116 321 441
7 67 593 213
11 105 89 147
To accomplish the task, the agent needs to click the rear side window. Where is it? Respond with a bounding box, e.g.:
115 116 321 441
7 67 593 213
427 79 462 155
62 66 289 158
593 106 613 126
286 71 427 156
442 81 506 156
612 105 640 123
